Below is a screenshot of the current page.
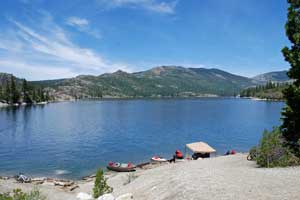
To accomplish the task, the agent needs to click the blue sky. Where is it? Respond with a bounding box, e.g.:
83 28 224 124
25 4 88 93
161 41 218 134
0 0 290 80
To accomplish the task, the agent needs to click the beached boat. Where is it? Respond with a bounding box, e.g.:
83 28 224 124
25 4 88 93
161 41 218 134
151 156 168 162
107 162 136 172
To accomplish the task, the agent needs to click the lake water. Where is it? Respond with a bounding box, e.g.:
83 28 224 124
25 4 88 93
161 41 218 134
0 98 284 179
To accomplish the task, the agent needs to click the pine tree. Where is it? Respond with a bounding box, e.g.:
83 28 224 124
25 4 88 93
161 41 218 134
32 89 37 103
93 169 113 198
0 86 3 101
22 79 32 104
281 0 300 153
40 89 45 102
5 79 11 104
10 76 19 104
37 88 45 102
45 91 50 102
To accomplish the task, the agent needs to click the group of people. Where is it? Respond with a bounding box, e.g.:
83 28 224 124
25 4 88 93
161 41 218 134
224 149 236 155
168 149 236 163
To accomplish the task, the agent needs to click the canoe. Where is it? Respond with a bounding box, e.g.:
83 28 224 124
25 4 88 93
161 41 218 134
107 162 136 172
151 156 168 162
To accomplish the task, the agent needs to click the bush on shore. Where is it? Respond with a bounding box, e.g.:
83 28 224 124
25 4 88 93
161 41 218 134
93 168 113 198
251 127 299 168
0 188 46 200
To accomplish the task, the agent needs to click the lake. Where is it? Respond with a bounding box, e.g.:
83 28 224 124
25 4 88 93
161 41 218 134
0 98 284 179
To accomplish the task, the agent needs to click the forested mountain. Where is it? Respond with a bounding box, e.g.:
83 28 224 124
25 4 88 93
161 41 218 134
32 66 255 99
0 67 291 102
240 82 290 100
241 71 292 100
0 73 52 105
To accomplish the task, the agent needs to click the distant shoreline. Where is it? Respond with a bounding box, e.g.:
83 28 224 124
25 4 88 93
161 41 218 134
0 96 284 109
0 101 50 108
240 96 285 102
0 96 222 108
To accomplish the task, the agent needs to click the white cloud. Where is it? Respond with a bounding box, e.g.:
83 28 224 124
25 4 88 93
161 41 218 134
0 59 78 80
66 16 101 39
66 17 89 28
97 0 178 14
0 13 131 80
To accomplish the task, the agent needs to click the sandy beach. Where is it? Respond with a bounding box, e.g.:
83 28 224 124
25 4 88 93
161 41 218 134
1 154 300 200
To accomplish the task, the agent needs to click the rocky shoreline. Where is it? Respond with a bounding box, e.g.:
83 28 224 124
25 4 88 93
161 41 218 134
1 154 300 200
0 101 50 108
0 102 9 107
0 161 165 200
240 96 284 102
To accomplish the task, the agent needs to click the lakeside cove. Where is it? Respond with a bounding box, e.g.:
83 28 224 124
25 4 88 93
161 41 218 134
1 154 300 200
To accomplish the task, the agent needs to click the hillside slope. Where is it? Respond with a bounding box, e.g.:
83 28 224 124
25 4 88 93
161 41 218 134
252 70 289 83
1 68 290 100
33 66 255 99
240 83 289 100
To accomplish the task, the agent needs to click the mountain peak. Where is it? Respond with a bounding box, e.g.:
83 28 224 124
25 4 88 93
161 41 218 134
146 66 186 75
111 70 132 77
0 73 16 85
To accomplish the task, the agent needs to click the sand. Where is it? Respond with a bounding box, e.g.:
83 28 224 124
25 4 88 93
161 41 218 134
1 154 300 200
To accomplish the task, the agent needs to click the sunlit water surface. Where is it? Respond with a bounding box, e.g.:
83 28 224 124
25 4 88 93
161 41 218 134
0 98 284 179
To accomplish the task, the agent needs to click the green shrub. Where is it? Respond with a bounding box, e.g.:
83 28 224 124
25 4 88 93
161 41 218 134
0 193 13 200
93 169 113 198
247 146 258 161
254 127 299 167
0 188 46 200
12 189 26 200
25 188 46 200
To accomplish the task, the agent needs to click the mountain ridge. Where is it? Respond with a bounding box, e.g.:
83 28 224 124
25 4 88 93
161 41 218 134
0 67 290 101
252 70 289 83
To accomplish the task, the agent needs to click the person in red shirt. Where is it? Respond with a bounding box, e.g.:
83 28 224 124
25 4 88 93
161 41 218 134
169 150 184 163
175 150 183 159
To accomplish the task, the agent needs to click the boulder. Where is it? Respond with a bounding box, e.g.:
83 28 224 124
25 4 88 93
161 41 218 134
76 192 92 200
97 193 115 200
0 102 9 107
116 193 133 200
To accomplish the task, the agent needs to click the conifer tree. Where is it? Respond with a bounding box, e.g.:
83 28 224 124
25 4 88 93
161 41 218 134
5 79 11 103
93 169 113 198
22 79 32 104
10 76 20 104
32 89 37 103
0 86 3 101
281 0 300 153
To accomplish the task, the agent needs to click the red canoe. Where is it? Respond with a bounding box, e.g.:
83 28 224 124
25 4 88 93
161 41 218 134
107 162 136 172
